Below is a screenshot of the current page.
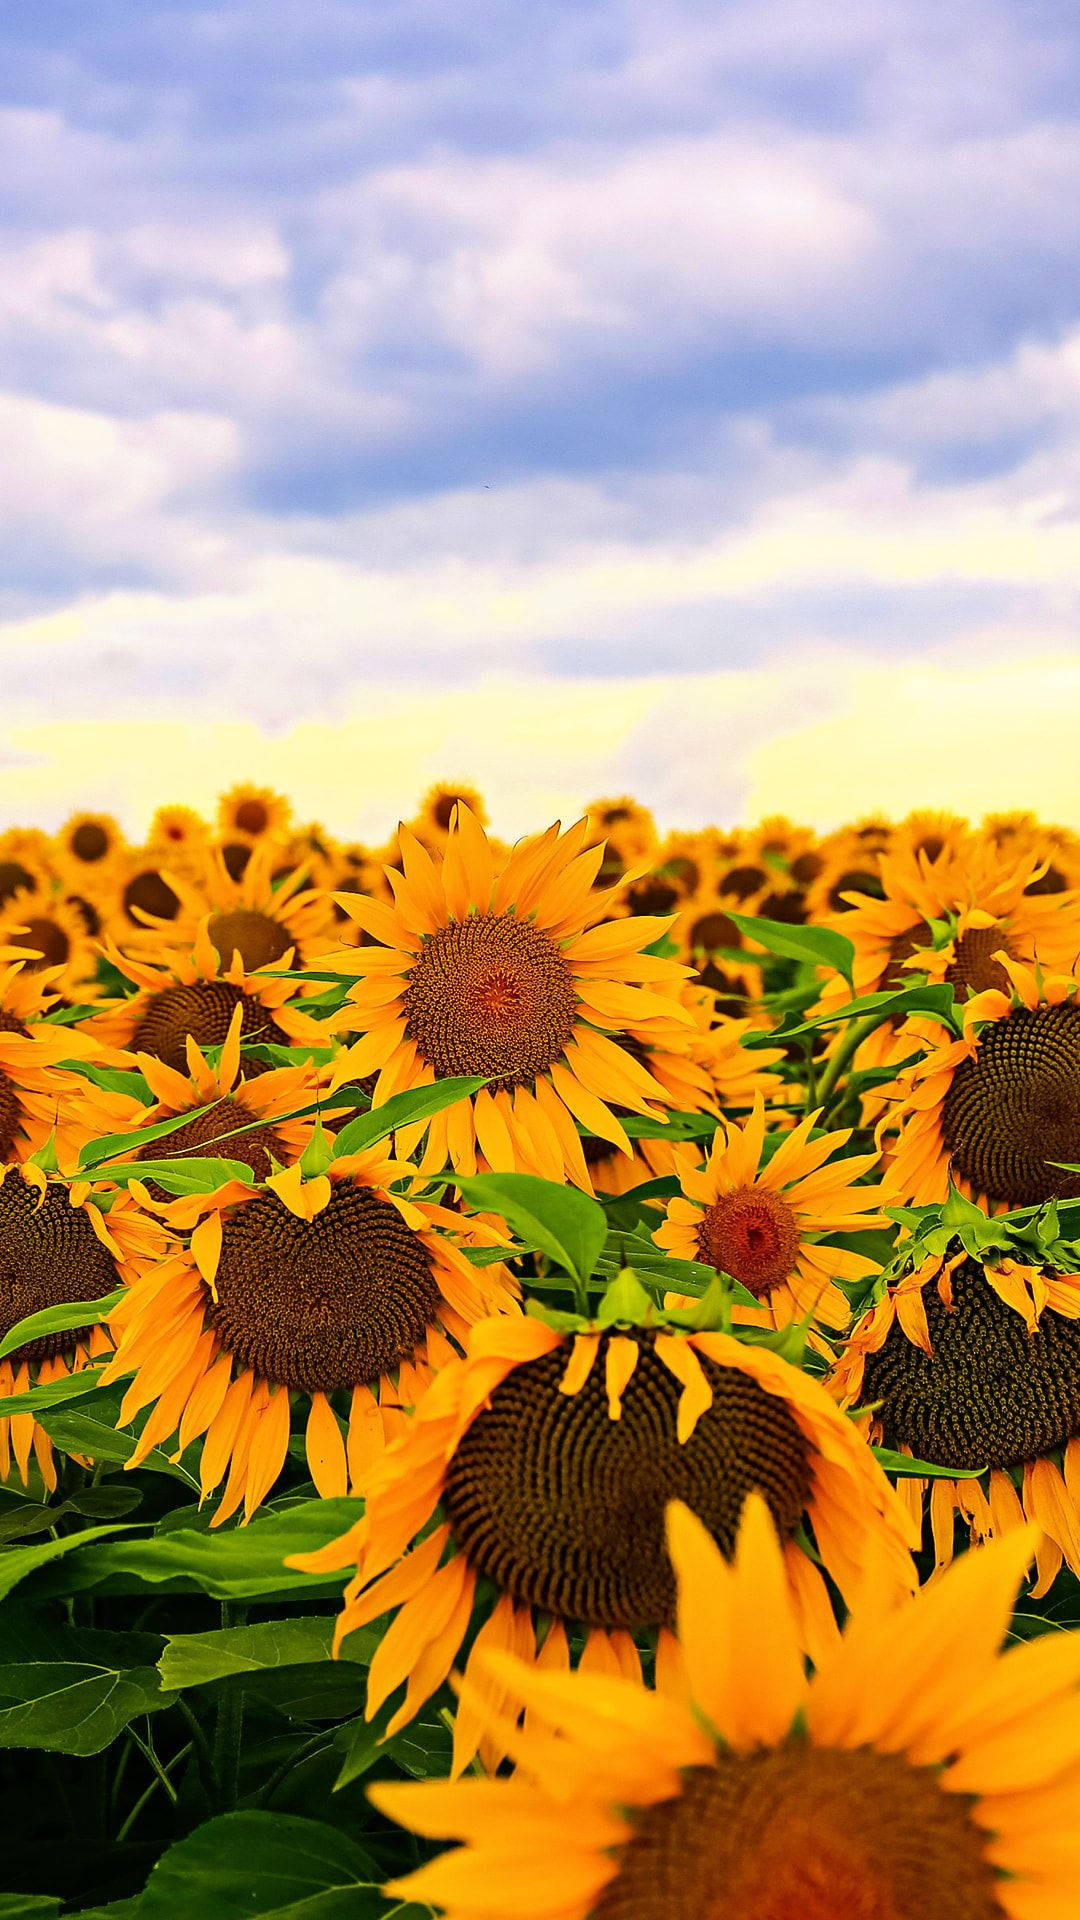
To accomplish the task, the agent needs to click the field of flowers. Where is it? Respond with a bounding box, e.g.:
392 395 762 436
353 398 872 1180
0 782 1076 1917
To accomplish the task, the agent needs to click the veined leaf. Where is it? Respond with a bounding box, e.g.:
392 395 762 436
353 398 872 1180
57 1060 152 1101
724 911 855 986
757 981 958 1041
78 1103 221 1171
873 1446 986 1481
135 1812 382 1919
0 1525 139 1605
0 1614 170 1756
0 1290 124 1366
332 1076 487 1157
454 1173 607 1286
94 1157 252 1195
158 1617 377 1691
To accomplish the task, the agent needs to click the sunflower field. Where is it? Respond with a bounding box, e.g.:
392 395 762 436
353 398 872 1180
0 783 1078 1916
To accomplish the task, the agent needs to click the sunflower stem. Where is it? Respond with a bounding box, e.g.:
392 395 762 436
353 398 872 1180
212 1601 247 1809
814 1012 891 1118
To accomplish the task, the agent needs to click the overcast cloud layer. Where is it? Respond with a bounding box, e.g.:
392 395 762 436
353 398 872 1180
2 0 1079 831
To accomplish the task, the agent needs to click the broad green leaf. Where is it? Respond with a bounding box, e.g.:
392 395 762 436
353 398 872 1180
0 1899 63 1916
57 1060 152 1100
35 1391 201 1488
724 911 855 985
135 1812 382 1919
873 1446 987 1481
158 1617 377 1692
0 1369 107 1420
78 1103 220 1170
759 982 958 1041
0 1485 141 1546
0 1290 124 1365
332 1076 487 1157
0 1614 170 1755
0 1524 138 1604
618 1111 718 1141
593 1235 761 1311
93 1157 252 1195
27 1499 361 1603
454 1172 607 1285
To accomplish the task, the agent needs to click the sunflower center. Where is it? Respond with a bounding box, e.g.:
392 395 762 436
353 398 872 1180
625 878 679 916
208 1183 441 1392
591 1747 1004 1920
18 918 69 969
944 926 1015 1001
222 844 252 882
131 983 285 1074
696 1189 801 1299
884 926 927 989
440 1333 812 1630
0 861 34 907
234 799 269 835
433 794 465 830
790 850 823 885
689 912 741 953
0 1172 121 1364
136 1096 285 1187
828 869 886 910
1025 864 1066 896
208 909 294 973
403 913 578 1089
0 1068 23 1161
721 865 766 901
123 870 180 926
71 823 108 863
941 1002 1080 1206
862 1259 1080 1471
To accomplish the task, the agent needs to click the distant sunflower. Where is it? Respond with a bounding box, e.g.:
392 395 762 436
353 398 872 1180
0 955 118 1164
331 807 692 1187
0 892 97 1000
147 805 211 865
372 1498 1077 1920
291 1315 914 1770
0 844 53 915
0 1163 173 1493
111 848 185 941
882 955 1080 1207
116 840 336 977
746 812 819 871
414 783 489 845
834 1252 1080 1594
215 783 293 846
52 812 126 891
100 1150 518 1524
87 920 326 1072
654 1095 883 1330
652 828 723 902
981 811 1080 894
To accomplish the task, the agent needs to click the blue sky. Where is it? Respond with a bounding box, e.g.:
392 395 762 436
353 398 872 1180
2 0 1080 834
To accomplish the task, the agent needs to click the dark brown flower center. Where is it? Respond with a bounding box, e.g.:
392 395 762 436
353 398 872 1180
862 1259 1080 1472
828 869 886 910
403 912 578 1089
664 857 700 893
67 894 102 937
0 861 35 907
208 1183 440 1392
222 843 253 882
591 1747 1004 1920
1024 864 1067 896
131 982 286 1074
0 1069 23 1161
944 926 1015 1002
941 1002 1080 1206
689 912 741 953
70 822 109 863
433 793 465 830
123 869 180 926
208 908 295 973
697 1188 801 1299
234 799 269 836
884 926 928 989
790 850 823 885
136 1095 285 1189
440 1333 811 1630
721 865 766 902
757 889 806 925
625 878 679 916
18 918 70 969
0 1171 121 1363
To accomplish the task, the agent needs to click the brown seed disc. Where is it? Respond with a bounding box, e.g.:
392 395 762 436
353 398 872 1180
208 909 295 973
136 1095 285 1189
591 1747 1004 1920
433 793 467 830
827 869 886 910
697 1188 801 1300
757 889 807 925
0 1069 23 1161
885 925 928 989
694 960 749 1015
234 799 269 836
440 1333 812 1630
67 895 102 937
18 919 70 969
0 862 35 908
944 925 1015 1001
664 856 700 892
790 850 823 885
403 912 578 1089
0 1171 121 1363
721 865 767 901
208 1182 441 1392
123 870 180 925
940 1002 1080 1205
1024 864 1067 896
71 822 109 863
689 911 741 953
131 982 286 1074
624 878 679 916
862 1259 1080 1471
222 843 252 882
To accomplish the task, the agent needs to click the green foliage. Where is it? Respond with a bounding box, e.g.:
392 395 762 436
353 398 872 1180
453 1172 608 1286
331 1077 487 1156
723 911 856 985
132 1813 385 1918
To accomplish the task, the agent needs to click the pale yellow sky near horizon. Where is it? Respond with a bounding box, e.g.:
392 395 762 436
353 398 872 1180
0 650 1076 842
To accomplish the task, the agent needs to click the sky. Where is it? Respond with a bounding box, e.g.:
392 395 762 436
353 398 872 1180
2 0 1080 839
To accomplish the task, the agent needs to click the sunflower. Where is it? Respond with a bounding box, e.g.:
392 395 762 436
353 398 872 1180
372 1497 1079 1920
146 804 211 865
116 838 337 979
52 812 126 892
981 812 1080 894
654 1094 884 1331
804 829 890 919
110 847 186 942
0 892 98 1001
330 807 693 1188
99 1148 518 1525
0 1162 174 1493
0 954 125 1164
584 797 657 867
745 812 819 872
115 1001 329 1220
215 783 293 847
881 954 1080 1208
290 1312 915 1770
652 829 723 903
0 841 54 914
86 919 327 1072
833 1249 1080 1593
413 783 489 846
671 883 765 1014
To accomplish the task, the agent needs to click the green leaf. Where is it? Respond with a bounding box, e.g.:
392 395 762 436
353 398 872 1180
77 1103 221 1170
0 1290 124 1365
135 1812 382 1919
453 1172 608 1285
0 1369 107 1420
873 1446 987 1481
0 1524 139 1604
595 1267 653 1325
0 1614 170 1755
158 1617 377 1691
332 1076 488 1157
617 1111 718 1141
26 1499 361 1603
93 1157 252 1195
0 1898 63 1916
57 1060 153 1100
32 1382 201 1486
760 981 959 1041
724 912 855 986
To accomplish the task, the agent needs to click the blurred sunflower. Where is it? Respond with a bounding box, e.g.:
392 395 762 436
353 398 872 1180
52 812 126 892
0 892 98 1000
413 783 489 845
0 831 56 911
111 847 185 942
121 841 336 976
654 1094 883 1331
87 920 326 1072
372 1498 1078 1920
291 1314 914 1770
834 1251 1080 1594
981 812 1080 895
652 828 722 902
215 783 293 847
0 1163 173 1492
0 954 117 1164
100 1148 517 1524
331 807 692 1187
147 804 211 865
882 955 1080 1207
